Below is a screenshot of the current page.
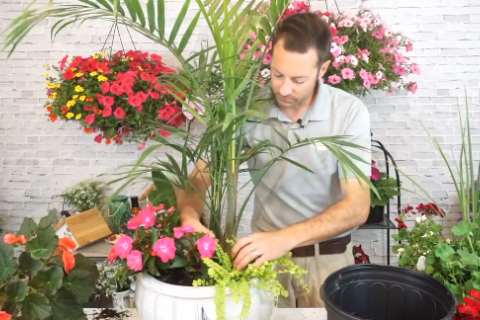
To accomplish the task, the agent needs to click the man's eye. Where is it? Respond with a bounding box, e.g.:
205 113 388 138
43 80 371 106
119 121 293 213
274 73 283 78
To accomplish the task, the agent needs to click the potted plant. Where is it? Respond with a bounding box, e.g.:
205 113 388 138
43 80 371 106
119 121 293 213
246 1 420 97
4 1 374 319
366 159 400 224
0 211 99 320
96 259 132 310
42 50 185 146
58 179 106 214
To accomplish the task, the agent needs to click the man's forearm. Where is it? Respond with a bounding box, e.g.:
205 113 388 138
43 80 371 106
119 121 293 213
280 199 369 249
177 160 211 222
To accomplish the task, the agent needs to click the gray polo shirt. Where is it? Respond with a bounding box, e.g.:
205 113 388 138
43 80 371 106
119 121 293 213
245 83 371 240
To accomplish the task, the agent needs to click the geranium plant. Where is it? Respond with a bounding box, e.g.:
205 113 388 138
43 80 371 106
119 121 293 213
370 159 400 208
109 204 306 320
43 50 185 145
0 211 99 320
245 1 420 97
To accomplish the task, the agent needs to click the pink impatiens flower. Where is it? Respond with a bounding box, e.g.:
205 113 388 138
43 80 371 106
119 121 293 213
410 63 421 75
328 74 342 85
139 207 156 229
173 225 195 239
197 235 217 259
341 68 355 80
113 235 134 258
153 237 176 263
127 250 143 271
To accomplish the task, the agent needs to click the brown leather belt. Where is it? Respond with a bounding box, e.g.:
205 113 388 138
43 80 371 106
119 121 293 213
290 234 351 257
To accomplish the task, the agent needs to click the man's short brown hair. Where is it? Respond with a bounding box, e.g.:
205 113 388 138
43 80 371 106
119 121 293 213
271 12 333 66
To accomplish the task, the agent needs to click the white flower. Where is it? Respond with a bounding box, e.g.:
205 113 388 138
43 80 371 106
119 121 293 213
349 56 358 66
416 217 422 223
321 15 329 23
446 238 451 244
260 68 270 78
373 18 382 27
416 256 426 271
397 248 405 253
376 71 384 79
335 55 346 63
385 29 393 37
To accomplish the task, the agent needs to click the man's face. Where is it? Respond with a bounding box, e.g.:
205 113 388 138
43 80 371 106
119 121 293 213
270 38 330 110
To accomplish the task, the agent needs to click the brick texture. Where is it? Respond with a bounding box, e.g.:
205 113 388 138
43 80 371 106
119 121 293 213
1 0 479 265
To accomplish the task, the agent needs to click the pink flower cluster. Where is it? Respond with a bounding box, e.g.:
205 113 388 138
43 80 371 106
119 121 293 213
108 204 217 272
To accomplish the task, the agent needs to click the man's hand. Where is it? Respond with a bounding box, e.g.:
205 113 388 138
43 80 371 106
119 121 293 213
231 231 294 270
181 215 215 238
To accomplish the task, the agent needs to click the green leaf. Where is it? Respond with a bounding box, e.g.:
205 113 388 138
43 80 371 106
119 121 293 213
64 254 99 304
279 156 314 173
150 169 177 208
22 293 51 320
435 243 455 262
30 267 64 296
157 0 165 38
0 241 18 284
38 210 59 229
25 226 59 259
18 251 42 278
168 0 190 45
222 112 236 132
458 248 479 267
6 280 29 302
130 0 145 27
146 0 155 32
147 256 159 276
17 217 37 239
171 255 189 268
452 220 477 237
177 10 201 54
49 288 87 320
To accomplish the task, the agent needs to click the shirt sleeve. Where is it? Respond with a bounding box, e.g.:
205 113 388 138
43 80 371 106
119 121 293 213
337 101 371 180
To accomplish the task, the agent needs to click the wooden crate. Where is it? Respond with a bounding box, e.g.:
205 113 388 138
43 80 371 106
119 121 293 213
55 207 112 249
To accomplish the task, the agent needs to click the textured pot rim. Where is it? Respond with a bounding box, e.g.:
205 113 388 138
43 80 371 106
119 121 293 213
138 271 241 299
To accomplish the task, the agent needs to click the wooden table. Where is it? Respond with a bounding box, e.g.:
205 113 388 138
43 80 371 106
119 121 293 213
84 308 328 320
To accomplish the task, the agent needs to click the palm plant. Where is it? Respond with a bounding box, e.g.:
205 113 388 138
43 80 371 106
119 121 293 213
4 0 375 250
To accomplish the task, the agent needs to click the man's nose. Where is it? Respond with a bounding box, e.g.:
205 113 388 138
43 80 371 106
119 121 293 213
279 78 293 96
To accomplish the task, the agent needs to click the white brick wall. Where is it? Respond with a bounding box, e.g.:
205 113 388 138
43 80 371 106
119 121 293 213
1 0 479 265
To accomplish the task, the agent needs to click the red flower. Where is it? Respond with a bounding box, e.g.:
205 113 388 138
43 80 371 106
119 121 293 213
103 106 112 117
114 107 126 119
136 91 149 103
371 166 381 181
158 104 177 121
140 72 156 82
121 83 134 95
150 91 160 100
128 94 143 107
150 53 162 62
110 84 123 95
54 237 77 274
0 311 12 320
70 56 83 68
94 134 103 143
85 114 95 125
81 58 97 72
59 55 69 70
160 129 171 137
395 217 407 229
102 82 110 94
63 68 75 80
103 96 115 108
84 105 94 111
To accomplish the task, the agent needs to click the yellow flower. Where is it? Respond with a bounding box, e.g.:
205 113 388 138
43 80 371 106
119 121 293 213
97 75 108 82
121 58 128 62
44 63 50 67
79 95 86 101
72 95 79 99
66 112 74 119
90 71 98 76
52 92 57 97
93 54 99 59
66 100 76 107
98 69 104 73
45 73 49 77
101 51 106 56
138 66 143 71
48 93 57 100
75 114 82 120
48 95 54 100
75 73 84 78
74 86 84 92
55 84 61 88
72 67 77 71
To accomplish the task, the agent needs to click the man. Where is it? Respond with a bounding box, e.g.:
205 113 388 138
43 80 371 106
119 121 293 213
179 12 371 308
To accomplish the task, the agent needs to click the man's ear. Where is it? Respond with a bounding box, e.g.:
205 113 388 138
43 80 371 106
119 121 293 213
318 60 332 79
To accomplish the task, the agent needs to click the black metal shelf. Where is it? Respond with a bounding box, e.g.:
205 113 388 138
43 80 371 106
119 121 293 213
359 132 402 265
359 214 397 230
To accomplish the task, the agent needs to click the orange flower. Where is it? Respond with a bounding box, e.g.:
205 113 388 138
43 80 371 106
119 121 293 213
49 114 58 122
105 139 111 145
55 237 77 274
47 106 53 112
0 311 13 320
86 96 94 102
93 108 103 115
84 127 92 134
17 235 27 245
3 234 17 244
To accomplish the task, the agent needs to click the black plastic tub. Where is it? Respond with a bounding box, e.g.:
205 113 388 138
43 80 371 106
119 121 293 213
320 264 457 320
365 206 384 224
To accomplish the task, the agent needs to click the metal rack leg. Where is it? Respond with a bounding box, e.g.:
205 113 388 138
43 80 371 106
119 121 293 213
387 229 391 265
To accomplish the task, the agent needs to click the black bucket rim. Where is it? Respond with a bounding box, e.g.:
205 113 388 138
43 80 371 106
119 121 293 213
320 264 458 320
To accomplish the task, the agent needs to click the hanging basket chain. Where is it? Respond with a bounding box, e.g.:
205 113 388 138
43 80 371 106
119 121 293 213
100 19 141 60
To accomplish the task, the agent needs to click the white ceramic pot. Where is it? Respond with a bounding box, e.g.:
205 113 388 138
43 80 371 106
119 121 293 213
112 289 131 310
135 272 275 320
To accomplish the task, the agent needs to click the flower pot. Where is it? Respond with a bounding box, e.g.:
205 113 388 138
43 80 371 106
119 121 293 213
135 272 274 320
365 205 384 224
112 289 131 310
320 264 457 320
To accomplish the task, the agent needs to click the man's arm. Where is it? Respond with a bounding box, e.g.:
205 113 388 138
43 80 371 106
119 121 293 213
278 178 370 248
